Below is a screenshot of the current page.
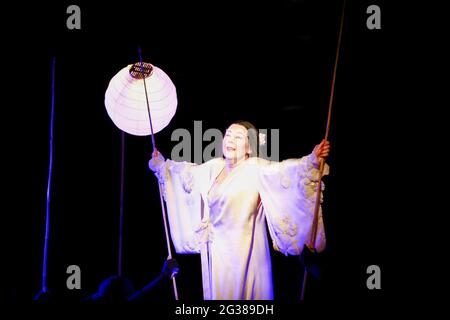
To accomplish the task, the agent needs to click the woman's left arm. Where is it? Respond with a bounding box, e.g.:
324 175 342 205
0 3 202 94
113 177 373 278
256 141 331 256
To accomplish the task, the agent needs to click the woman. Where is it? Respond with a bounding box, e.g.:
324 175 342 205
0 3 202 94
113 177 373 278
149 120 330 300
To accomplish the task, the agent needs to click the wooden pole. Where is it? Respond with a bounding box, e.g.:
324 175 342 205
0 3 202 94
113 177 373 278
300 0 346 300
138 47 179 300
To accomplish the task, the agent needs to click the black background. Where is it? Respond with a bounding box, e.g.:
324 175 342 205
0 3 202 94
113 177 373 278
3 0 399 311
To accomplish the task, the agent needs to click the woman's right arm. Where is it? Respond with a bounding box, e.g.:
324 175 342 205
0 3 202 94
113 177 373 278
147 150 210 254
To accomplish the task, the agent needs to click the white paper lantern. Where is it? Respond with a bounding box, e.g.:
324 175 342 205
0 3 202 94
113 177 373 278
104 63 177 136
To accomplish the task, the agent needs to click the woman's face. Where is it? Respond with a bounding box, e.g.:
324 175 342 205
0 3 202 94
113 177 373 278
222 124 251 162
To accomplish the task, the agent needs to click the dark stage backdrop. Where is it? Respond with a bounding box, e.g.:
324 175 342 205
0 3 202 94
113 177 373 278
3 0 395 309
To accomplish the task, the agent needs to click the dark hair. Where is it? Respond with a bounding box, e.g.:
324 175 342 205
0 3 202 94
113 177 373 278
229 120 259 157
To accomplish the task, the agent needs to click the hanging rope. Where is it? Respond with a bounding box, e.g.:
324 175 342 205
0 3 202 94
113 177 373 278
34 57 56 300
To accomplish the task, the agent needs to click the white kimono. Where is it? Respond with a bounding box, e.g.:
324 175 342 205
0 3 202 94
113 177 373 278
149 154 328 300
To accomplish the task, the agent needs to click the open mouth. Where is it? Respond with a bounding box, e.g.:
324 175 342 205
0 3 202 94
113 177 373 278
226 147 236 151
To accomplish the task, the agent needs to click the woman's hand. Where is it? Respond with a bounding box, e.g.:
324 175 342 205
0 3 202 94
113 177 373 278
313 140 330 160
152 150 161 159
148 149 165 172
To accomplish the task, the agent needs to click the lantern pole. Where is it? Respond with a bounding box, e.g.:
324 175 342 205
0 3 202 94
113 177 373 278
137 47 179 300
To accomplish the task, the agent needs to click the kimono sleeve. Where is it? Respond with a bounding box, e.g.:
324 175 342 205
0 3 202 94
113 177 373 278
256 154 329 255
150 158 211 254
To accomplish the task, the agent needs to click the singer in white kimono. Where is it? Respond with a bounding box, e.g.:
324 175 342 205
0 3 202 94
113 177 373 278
149 120 330 300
